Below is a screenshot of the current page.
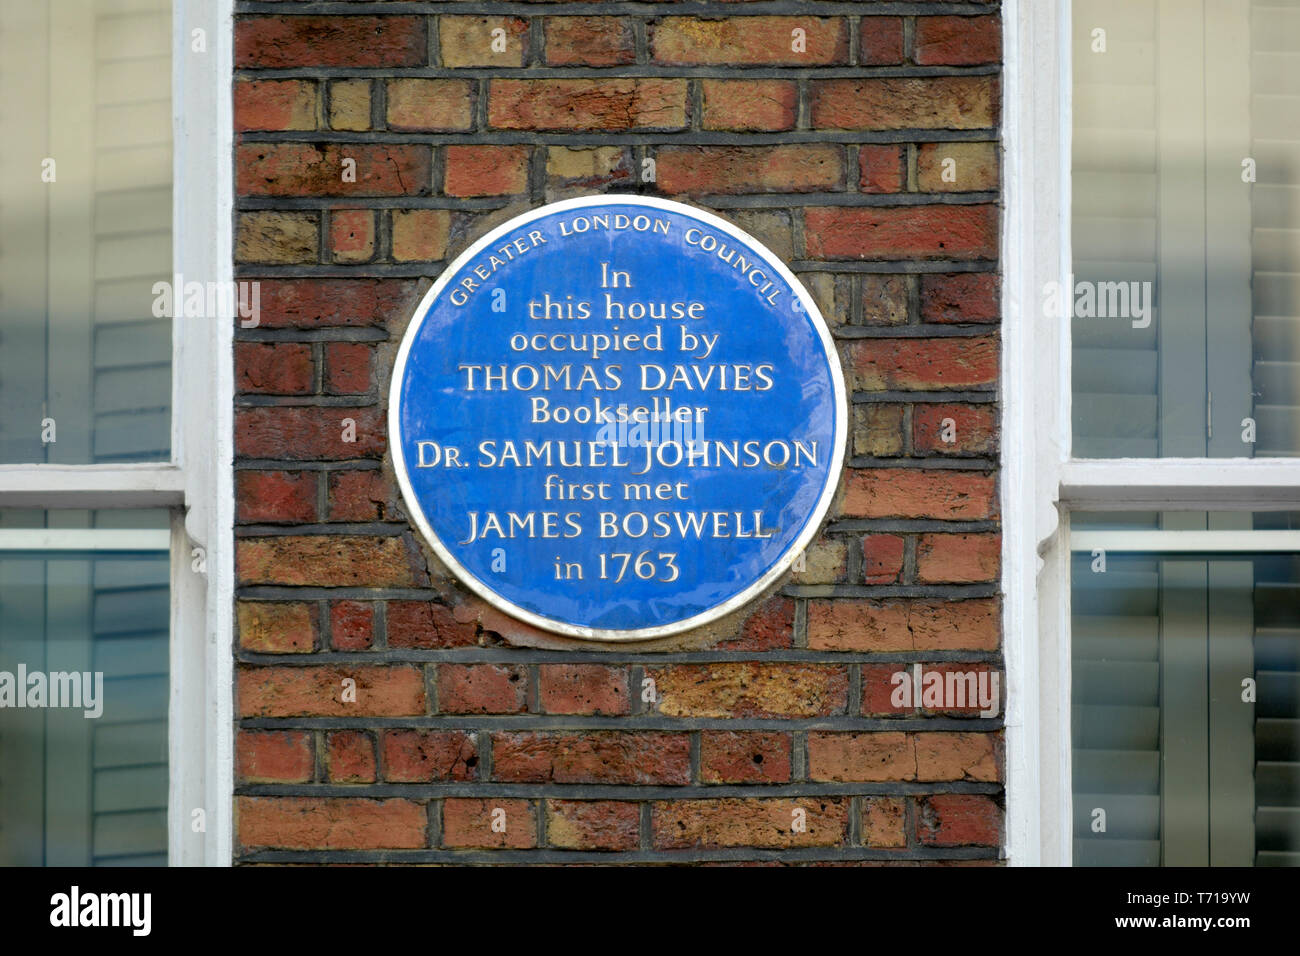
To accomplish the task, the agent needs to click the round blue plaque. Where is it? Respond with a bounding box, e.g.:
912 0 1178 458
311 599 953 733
390 196 847 641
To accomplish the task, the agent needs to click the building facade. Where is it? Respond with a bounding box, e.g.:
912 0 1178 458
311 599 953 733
0 0 1296 867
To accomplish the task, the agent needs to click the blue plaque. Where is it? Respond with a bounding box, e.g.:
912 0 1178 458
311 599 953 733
390 196 847 640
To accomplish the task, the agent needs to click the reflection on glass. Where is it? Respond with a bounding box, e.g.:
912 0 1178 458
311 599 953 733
1071 514 1300 866
1071 0 1300 457
0 0 173 464
0 509 169 865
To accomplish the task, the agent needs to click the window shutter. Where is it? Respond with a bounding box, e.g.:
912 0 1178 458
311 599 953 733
1072 0 1161 458
89 0 172 463
1072 554 1163 865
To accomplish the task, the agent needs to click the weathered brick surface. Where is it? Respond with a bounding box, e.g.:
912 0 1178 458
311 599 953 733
546 800 640 850
234 3 1003 865
238 731 314 784
237 797 427 850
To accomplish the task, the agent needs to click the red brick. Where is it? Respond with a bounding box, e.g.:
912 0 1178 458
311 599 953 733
491 732 690 785
323 342 372 395
489 78 688 131
235 16 427 69
701 80 797 132
249 278 421 330
546 800 639 851
808 732 916 782
811 76 997 130
386 79 474 131
842 469 996 520
237 796 426 850
859 145 905 193
652 798 849 849
847 337 999 391
235 405 385 460
236 470 317 524
658 145 842 196
914 15 1002 66
437 664 527 715
237 143 430 197
237 535 419 587
238 665 426 717
387 601 479 649
330 601 374 651
914 404 998 456
444 145 530 197
859 16 904 65
916 533 1000 583
538 665 629 715
716 596 794 651
806 205 999 260
237 601 317 653
863 663 1001 717
327 730 376 783
861 663 914 716
329 209 374 264
862 534 905 584
327 470 394 522
234 79 317 132
917 794 1001 846
544 17 635 66
700 732 792 784
914 732 1001 782
238 730 314 783
235 342 313 395
807 598 1001 652
443 798 535 849
382 730 478 782
920 273 1000 323
862 797 908 848
652 17 849 66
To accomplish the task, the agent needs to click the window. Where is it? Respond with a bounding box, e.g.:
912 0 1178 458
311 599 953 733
0 0 232 865
1004 0 1300 866
0 510 170 865
1070 515 1300 866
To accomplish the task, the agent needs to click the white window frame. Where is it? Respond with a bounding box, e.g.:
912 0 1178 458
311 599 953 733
0 0 234 866
1003 0 1300 865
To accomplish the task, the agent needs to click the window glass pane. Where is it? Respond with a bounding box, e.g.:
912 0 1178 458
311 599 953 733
0 509 170 865
1071 0 1300 457
0 0 172 464
1071 514 1300 866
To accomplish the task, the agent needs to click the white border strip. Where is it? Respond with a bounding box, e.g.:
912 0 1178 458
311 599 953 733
0 529 170 551
1062 459 1300 509
1001 0 1074 867
0 464 185 508
169 0 234 867
1071 529 1300 552
388 195 848 643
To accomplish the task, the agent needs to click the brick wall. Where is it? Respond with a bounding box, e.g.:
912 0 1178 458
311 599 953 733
233 1 1003 864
